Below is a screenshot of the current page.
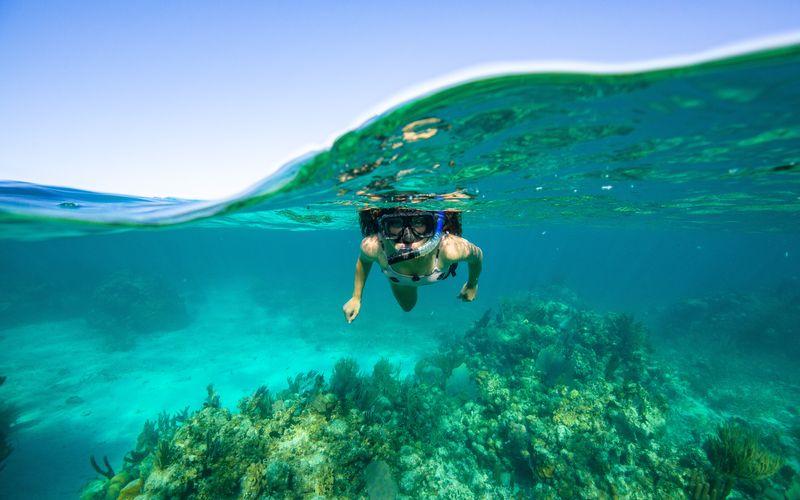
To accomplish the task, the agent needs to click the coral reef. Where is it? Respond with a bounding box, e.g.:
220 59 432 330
657 281 800 357
79 295 796 498
687 470 734 500
683 421 786 500
0 265 92 329
706 421 784 481
86 271 189 342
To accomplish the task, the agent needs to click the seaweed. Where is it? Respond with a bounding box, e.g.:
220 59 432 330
123 407 189 469
89 455 115 479
204 383 221 409
153 440 177 470
330 358 363 409
238 386 273 420
354 359 405 425
285 370 324 398
706 421 784 481
370 358 400 401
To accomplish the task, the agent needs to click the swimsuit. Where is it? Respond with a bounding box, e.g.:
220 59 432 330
382 247 457 287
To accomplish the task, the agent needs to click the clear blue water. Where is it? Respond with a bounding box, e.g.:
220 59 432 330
1 44 799 498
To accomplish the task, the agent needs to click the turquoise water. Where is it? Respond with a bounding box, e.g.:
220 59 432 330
1 44 799 498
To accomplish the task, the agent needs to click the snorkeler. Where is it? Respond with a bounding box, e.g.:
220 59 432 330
342 208 483 323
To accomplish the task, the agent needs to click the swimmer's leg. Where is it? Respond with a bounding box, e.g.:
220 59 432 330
389 282 417 312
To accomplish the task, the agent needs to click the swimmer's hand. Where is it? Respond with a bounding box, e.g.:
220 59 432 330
457 282 478 302
343 297 361 323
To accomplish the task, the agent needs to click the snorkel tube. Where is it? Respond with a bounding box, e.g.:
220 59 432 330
387 211 445 265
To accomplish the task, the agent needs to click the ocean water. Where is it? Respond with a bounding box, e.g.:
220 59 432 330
1 44 799 499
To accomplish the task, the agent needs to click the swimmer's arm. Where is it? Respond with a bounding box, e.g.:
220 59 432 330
343 237 379 323
462 240 483 288
351 253 373 300
445 236 483 297
351 237 379 299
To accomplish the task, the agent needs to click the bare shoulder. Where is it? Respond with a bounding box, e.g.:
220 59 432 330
359 236 381 261
440 234 482 261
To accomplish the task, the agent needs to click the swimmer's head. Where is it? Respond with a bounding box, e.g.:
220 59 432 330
378 211 438 245
379 211 444 264
359 207 462 239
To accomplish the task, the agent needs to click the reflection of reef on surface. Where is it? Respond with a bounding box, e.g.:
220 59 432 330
86 272 189 344
79 295 798 499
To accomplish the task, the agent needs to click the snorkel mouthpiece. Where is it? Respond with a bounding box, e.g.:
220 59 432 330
387 211 445 265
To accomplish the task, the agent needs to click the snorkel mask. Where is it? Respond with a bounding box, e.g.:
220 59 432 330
379 211 445 265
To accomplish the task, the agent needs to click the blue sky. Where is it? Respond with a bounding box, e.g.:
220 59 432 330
1 1 799 199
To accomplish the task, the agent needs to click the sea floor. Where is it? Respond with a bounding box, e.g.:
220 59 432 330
0 280 476 499
653 337 800 471
1 282 798 498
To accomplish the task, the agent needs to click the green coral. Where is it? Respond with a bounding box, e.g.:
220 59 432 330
204 384 221 409
329 358 361 407
706 421 784 481
153 440 177 470
238 385 273 420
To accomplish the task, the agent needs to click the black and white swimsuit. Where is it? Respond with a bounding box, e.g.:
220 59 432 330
381 248 457 287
